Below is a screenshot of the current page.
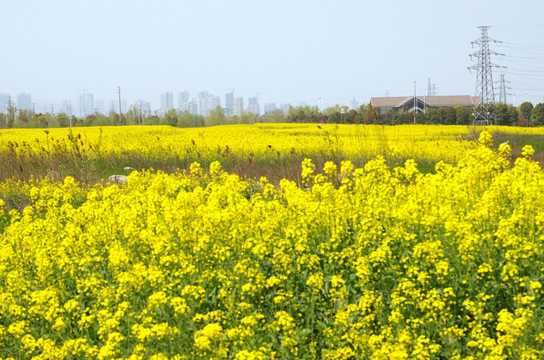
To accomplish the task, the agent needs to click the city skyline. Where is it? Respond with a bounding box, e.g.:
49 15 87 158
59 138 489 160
0 89 300 117
1 0 543 112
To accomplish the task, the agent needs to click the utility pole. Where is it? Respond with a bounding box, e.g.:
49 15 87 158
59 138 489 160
118 86 122 124
413 81 417 124
468 26 505 125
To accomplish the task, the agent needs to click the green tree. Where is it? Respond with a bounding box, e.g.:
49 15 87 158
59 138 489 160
161 109 178 126
207 106 226 126
109 111 120 125
324 106 341 123
37 115 48 127
437 106 456 125
424 108 439 124
392 112 412 125
16 109 30 123
495 103 511 126
56 113 70 127
288 106 320 122
507 105 519 125
415 111 426 124
346 109 359 124
178 111 205 127
238 111 259 124
531 103 544 126
125 107 141 125
363 104 379 124
358 104 369 120
323 105 341 116
147 115 160 125
455 106 472 125
7 104 16 128
263 109 285 123
519 101 534 121
383 109 394 125
93 113 111 126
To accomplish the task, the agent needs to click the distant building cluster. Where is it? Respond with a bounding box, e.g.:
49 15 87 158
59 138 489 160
165 90 221 117
0 88 363 119
0 93 31 113
161 90 292 117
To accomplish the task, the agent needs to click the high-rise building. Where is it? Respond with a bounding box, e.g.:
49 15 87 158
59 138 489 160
234 97 244 116
197 90 211 116
178 91 189 110
187 99 200 115
0 94 10 113
225 91 234 116
61 100 73 115
264 103 277 114
17 93 32 111
78 92 94 117
210 96 221 111
160 91 174 113
281 103 292 114
195 90 221 116
248 96 260 115
141 102 151 115
95 100 105 115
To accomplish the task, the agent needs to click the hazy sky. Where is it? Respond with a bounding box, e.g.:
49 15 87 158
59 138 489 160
1 0 543 110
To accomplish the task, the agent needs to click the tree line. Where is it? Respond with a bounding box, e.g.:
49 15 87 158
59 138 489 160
0 101 543 129
287 102 544 126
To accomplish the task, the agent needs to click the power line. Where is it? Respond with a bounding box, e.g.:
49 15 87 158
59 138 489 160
481 26 544 105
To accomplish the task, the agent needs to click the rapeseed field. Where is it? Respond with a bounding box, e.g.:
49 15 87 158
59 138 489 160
0 124 480 184
0 127 543 359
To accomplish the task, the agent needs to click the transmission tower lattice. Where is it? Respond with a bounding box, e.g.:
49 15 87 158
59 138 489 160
497 74 511 105
468 26 504 125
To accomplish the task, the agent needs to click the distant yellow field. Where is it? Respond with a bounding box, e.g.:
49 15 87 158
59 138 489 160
2 124 543 159
1 123 544 184
0 124 493 162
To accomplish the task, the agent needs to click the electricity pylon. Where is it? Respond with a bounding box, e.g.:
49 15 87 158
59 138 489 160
468 26 505 125
497 74 511 105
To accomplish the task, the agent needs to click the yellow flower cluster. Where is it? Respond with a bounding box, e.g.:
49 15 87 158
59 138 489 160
0 130 543 358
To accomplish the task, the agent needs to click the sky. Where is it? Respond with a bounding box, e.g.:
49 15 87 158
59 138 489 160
1 0 544 112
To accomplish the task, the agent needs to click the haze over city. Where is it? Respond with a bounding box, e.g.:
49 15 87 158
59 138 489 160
1 0 543 115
